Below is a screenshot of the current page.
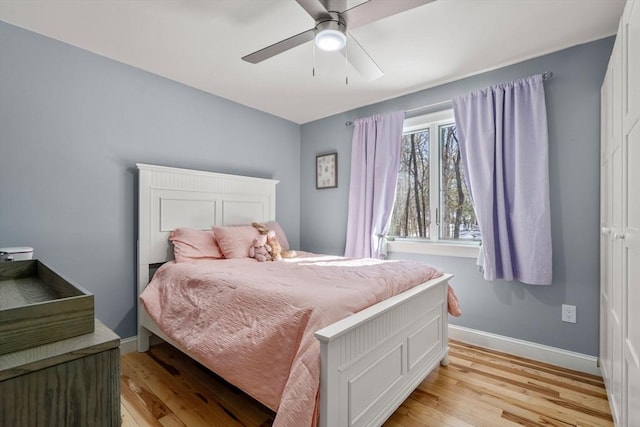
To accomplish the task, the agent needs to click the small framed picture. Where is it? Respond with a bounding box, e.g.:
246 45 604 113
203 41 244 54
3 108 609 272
316 153 338 189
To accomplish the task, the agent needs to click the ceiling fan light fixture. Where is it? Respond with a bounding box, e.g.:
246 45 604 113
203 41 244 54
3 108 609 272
315 20 346 52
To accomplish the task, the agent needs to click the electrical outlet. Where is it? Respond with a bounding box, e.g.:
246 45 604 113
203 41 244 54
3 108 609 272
562 304 576 323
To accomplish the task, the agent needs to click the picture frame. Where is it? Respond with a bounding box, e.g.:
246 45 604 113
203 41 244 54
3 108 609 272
316 153 338 189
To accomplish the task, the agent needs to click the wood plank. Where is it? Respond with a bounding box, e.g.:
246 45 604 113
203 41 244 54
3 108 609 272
438 361 613 426
120 365 166 427
146 344 275 427
120 340 613 427
121 403 139 427
449 341 606 389
158 414 187 427
447 348 611 412
121 352 247 427
416 375 518 426
436 365 576 427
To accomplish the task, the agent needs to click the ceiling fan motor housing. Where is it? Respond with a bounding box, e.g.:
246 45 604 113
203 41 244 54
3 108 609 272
314 12 347 51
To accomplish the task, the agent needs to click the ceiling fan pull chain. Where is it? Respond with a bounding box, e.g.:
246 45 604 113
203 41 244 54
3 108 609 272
312 35 317 77
345 38 349 85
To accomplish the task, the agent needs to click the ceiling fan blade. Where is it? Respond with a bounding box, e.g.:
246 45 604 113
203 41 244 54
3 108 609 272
314 0 368 13
242 28 315 64
342 33 383 81
294 0 331 20
342 0 436 30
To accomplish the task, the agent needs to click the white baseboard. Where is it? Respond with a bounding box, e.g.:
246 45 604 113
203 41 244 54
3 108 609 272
448 324 600 376
119 336 138 355
120 335 164 355
121 326 600 376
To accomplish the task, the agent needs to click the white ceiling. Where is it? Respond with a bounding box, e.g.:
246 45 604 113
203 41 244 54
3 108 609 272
0 0 625 124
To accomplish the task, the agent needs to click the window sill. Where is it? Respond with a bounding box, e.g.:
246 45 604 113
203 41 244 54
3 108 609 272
387 240 480 259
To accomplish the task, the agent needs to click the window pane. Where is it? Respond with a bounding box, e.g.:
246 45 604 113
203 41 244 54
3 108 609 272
439 125 480 241
389 130 430 238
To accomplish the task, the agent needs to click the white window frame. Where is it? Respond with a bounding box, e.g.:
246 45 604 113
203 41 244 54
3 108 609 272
387 109 480 259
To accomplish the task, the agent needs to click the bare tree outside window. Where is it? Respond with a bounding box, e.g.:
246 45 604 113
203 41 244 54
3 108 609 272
390 129 430 238
439 125 480 241
389 113 480 243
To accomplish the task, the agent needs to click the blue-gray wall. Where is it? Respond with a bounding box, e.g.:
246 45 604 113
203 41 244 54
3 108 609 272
0 22 301 339
300 37 615 356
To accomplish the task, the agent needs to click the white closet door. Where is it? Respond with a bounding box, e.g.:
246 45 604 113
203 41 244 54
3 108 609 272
601 3 639 425
611 144 624 425
601 23 624 425
622 1 639 425
600 73 612 386
611 32 625 425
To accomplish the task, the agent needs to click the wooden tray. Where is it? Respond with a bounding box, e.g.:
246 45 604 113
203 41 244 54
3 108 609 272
0 260 94 355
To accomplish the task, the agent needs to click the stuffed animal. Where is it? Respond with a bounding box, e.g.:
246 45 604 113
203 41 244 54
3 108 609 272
265 229 283 261
252 222 270 235
252 222 297 260
248 234 272 262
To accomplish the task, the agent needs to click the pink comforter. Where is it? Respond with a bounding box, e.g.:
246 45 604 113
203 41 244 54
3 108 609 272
140 253 444 427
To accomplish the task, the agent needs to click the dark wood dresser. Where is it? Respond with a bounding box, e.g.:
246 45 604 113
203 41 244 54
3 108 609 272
0 319 120 426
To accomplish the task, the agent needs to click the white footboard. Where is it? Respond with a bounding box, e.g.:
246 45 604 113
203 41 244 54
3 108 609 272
315 274 452 427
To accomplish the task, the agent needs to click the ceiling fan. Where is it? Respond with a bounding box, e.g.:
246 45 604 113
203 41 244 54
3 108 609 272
242 0 435 80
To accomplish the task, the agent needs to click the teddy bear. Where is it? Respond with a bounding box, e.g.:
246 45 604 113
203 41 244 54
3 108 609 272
252 222 296 260
248 234 272 262
265 229 284 261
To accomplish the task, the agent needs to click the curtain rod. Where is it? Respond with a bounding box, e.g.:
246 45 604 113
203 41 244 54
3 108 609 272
345 71 553 127
344 100 449 127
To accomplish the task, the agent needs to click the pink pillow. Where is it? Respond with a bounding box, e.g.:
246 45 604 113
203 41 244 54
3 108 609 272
169 228 223 262
264 221 290 250
212 225 260 259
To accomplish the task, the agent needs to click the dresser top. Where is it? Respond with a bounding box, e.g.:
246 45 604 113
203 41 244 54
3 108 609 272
0 319 119 381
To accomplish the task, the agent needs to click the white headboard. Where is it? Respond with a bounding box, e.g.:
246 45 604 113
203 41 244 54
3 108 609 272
137 163 278 291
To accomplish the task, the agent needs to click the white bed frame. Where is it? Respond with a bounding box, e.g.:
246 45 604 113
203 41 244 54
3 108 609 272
136 163 452 427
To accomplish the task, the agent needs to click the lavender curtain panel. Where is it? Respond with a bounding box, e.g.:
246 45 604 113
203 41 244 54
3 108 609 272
452 74 552 285
345 111 405 259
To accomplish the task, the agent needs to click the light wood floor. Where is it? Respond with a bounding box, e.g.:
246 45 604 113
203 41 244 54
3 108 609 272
120 340 613 427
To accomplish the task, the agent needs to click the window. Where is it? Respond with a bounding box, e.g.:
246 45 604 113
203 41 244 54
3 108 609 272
389 109 480 243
